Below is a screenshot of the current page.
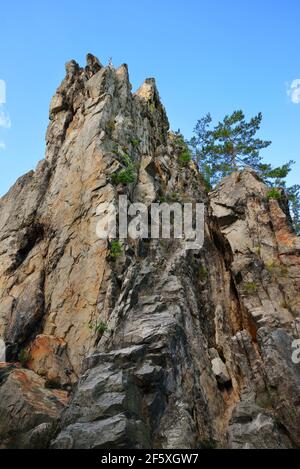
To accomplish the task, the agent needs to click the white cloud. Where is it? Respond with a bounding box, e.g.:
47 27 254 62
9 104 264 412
287 79 300 104
0 141 5 150
0 106 11 128
0 79 6 105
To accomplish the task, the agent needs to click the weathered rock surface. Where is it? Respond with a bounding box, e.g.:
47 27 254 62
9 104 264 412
27 334 77 387
0 54 299 448
0 364 68 448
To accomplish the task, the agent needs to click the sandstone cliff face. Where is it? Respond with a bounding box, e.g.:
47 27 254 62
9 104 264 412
0 55 299 449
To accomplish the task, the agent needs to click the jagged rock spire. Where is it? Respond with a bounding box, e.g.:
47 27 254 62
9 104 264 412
85 53 102 77
65 59 80 78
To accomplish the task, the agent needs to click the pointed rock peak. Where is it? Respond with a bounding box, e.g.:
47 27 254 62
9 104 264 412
86 53 98 63
116 63 128 76
145 77 156 85
135 77 158 102
65 60 80 78
135 77 169 129
115 63 131 90
85 53 102 77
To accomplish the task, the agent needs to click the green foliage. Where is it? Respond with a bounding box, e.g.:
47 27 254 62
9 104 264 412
111 167 136 185
244 282 257 294
111 153 137 185
158 195 167 203
198 264 208 281
253 245 261 255
89 320 108 335
106 119 115 134
189 110 300 234
265 261 288 278
189 111 272 187
158 192 180 203
265 260 275 273
18 348 31 366
122 153 133 165
131 138 140 148
110 240 123 259
264 168 299 234
202 175 212 192
287 184 300 234
149 103 156 114
173 132 186 148
178 149 192 167
173 132 192 167
170 191 180 202
266 188 282 200
258 160 296 189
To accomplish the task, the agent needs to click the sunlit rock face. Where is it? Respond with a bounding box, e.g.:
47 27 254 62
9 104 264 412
0 55 299 449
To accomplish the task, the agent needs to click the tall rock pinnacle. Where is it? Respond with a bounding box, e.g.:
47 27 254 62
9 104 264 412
0 55 299 449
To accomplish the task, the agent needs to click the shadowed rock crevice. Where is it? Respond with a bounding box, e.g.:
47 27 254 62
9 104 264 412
7 223 45 274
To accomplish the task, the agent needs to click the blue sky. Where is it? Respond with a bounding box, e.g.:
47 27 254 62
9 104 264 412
0 0 299 196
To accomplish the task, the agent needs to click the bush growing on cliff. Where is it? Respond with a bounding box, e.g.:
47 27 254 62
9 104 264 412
111 153 137 185
178 149 192 167
131 138 140 148
198 264 208 281
173 132 192 167
244 282 258 294
110 240 123 259
89 320 108 335
106 119 116 135
266 188 282 200
111 167 136 185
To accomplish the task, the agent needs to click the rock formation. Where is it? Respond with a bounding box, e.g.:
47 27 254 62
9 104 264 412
0 54 299 449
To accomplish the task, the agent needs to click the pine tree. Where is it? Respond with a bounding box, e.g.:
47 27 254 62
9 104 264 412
190 110 299 234
190 110 273 187
286 185 300 234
